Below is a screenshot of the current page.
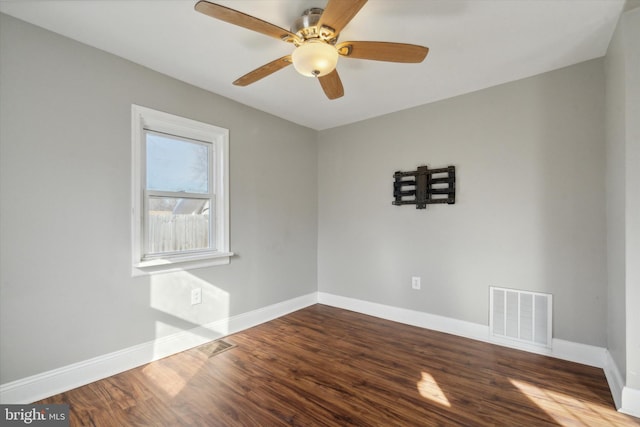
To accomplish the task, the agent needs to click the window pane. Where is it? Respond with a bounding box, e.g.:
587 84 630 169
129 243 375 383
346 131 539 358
146 197 213 255
146 131 209 194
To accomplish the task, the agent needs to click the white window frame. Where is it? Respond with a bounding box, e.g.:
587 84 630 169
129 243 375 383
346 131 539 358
131 105 232 276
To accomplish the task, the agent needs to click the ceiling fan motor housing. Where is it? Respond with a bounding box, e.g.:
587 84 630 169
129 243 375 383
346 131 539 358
291 8 337 44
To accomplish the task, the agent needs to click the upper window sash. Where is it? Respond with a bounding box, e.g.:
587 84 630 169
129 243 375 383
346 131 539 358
143 129 214 195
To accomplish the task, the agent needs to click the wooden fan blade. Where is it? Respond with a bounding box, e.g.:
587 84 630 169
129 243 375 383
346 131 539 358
318 69 344 100
317 0 367 36
233 56 292 86
337 41 429 63
195 1 297 42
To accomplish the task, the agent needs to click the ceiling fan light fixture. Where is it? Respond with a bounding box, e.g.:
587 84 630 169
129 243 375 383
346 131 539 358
291 40 338 77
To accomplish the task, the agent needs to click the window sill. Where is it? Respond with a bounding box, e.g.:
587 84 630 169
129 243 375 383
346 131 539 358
132 251 234 277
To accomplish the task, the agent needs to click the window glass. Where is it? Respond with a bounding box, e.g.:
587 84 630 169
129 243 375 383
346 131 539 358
146 131 209 194
146 197 212 254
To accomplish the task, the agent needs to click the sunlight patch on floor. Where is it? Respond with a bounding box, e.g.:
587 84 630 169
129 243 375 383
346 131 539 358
142 352 208 398
509 378 620 426
417 372 451 407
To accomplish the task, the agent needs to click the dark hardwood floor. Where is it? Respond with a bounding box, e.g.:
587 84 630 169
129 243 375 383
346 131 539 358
37 304 639 426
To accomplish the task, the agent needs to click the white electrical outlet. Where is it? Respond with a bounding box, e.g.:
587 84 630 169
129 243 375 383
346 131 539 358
191 287 202 305
411 276 421 290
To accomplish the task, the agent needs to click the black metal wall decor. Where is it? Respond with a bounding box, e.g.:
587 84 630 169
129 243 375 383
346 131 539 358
393 165 456 209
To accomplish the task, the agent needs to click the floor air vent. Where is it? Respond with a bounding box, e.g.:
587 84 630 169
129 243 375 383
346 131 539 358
197 339 236 358
490 286 552 348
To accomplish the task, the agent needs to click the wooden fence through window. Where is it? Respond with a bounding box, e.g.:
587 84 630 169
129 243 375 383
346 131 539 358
147 214 210 253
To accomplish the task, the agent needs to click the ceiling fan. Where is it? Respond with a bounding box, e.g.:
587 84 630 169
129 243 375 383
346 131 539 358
194 0 429 100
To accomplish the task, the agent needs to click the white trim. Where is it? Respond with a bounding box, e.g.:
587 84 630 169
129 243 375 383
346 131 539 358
317 292 488 341
317 292 606 368
621 386 640 418
604 350 625 409
132 252 234 277
131 105 231 277
550 338 606 368
0 293 317 404
606 350 640 418
134 251 234 270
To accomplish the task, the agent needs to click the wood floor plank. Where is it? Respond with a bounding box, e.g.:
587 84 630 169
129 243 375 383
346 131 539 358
36 304 639 426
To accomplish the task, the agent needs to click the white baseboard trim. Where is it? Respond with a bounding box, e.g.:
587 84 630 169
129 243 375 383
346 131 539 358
609 349 640 418
0 292 317 404
604 350 625 409
317 292 606 368
621 386 640 418
318 292 488 341
550 338 607 368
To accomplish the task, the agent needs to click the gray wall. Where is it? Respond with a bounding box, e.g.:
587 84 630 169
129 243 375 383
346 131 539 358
0 14 318 383
605 7 640 391
605 7 628 384
318 59 607 346
624 7 640 393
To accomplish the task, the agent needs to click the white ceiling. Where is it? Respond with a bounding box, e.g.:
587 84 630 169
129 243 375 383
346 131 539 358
0 0 625 130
